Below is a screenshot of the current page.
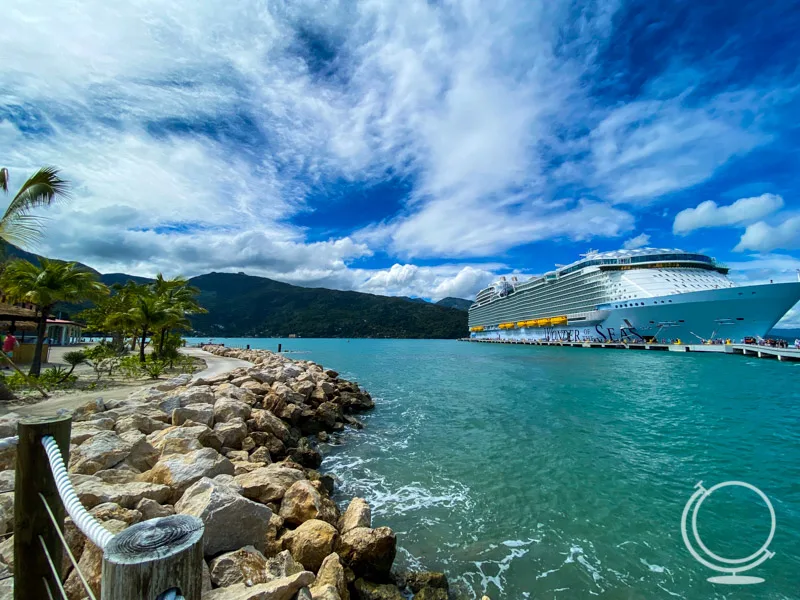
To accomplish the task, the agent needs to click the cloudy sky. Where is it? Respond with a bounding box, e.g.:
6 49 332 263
2 0 799 321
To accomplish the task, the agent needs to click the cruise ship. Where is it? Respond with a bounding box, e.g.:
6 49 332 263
468 248 800 343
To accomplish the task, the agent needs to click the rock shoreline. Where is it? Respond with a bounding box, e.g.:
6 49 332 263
0 344 458 600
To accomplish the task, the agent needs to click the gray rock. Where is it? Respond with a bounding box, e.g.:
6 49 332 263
142 447 234 501
200 571 315 600
68 431 132 475
214 418 248 449
209 545 268 587
235 465 305 504
172 403 215 428
214 397 252 423
176 477 272 557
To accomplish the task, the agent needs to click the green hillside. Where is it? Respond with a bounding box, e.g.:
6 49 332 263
435 297 472 310
187 272 467 338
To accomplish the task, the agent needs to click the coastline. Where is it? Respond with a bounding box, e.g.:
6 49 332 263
0 344 457 599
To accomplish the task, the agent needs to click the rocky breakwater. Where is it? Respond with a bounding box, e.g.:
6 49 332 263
0 345 452 600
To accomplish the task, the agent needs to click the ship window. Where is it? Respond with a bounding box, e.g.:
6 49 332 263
736 317 744 320
679 320 685 323
668 300 672 303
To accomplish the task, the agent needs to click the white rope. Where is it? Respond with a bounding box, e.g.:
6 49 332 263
0 436 18 452
41 435 114 550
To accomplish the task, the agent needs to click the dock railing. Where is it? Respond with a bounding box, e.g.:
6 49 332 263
5 415 205 600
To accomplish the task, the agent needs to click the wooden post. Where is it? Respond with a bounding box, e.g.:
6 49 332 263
14 414 72 600
101 514 204 600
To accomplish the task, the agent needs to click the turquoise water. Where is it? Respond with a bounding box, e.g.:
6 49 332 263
189 338 800 599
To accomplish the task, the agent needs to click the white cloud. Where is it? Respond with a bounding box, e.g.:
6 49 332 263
588 93 768 203
734 217 800 252
622 233 650 249
673 194 784 234
0 0 791 294
358 264 498 300
726 253 800 327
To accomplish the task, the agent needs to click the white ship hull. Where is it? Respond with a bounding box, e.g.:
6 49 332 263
470 282 800 343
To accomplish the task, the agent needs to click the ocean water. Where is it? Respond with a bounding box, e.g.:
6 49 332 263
189 338 800 599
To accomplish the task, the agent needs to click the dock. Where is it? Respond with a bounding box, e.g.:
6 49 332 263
459 338 800 362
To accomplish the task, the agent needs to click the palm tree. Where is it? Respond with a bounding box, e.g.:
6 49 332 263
0 258 108 376
152 274 205 354
128 292 181 363
0 167 70 248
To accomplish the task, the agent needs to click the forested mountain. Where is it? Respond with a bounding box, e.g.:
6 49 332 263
185 272 466 338
435 297 472 310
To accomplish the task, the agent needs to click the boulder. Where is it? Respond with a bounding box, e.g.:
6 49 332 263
118 430 159 472
68 431 132 475
89 502 142 525
215 383 257 405
250 432 285 457
200 571 314 600
311 554 349 600
115 413 167 435
94 466 139 484
233 461 266 476
142 447 234 500
319 381 336 397
249 446 272 464
171 387 216 406
264 513 285 558
412 588 448 600
339 498 371 534
403 572 448 593
148 425 222 452
209 545 268 588
281 519 338 573
214 419 248 449
324 369 338 379
135 497 174 520
71 398 106 421
214 397 252 423
0 494 13 536
288 439 322 469
241 381 271 395
155 374 192 391
264 549 304 580
63 519 127 599
71 422 114 445
315 403 343 430
231 375 256 387
337 528 396 581
292 380 316 401
0 471 14 493
311 584 342 600
250 370 277 386
75 478 172 509
249 410 290 442
352 580 403 600
176 477 272 556
234 465 305 504
0 413 20 438
172 404 215 428
226 449 249 462
279 480 338 526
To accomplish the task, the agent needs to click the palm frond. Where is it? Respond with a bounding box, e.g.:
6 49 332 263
0 167 71 249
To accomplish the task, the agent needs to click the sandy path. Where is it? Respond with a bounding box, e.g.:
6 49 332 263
2 347 252 418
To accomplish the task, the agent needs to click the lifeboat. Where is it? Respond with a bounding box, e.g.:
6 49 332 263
548 315 568 326
535 318 550 327
516 321 528 328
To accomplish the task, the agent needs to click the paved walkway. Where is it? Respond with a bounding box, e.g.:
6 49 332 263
3 348 252 417
182 347 252 380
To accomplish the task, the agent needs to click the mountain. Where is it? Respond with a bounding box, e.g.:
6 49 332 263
435 297 473 311
186 272 466 338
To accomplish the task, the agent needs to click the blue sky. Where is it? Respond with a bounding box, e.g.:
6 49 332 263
2 1 799 322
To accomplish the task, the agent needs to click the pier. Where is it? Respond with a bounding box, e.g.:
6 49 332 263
460 338 800 362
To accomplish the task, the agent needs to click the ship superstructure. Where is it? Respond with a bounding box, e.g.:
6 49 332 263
468 248 800 343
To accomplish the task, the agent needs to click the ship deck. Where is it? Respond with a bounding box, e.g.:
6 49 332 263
459 339 800 362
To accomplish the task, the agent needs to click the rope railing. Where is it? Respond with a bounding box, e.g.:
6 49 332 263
12 417 202 600
40 435 114 550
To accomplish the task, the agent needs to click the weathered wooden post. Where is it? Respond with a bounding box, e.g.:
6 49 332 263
101 514 204 600
14 414 72 600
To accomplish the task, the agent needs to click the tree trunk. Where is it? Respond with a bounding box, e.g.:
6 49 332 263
158 328 167 356
29 308 49 377
139 326 147 363
112 331 124 353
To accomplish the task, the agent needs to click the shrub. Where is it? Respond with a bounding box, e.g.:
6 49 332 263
143 358 167 379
